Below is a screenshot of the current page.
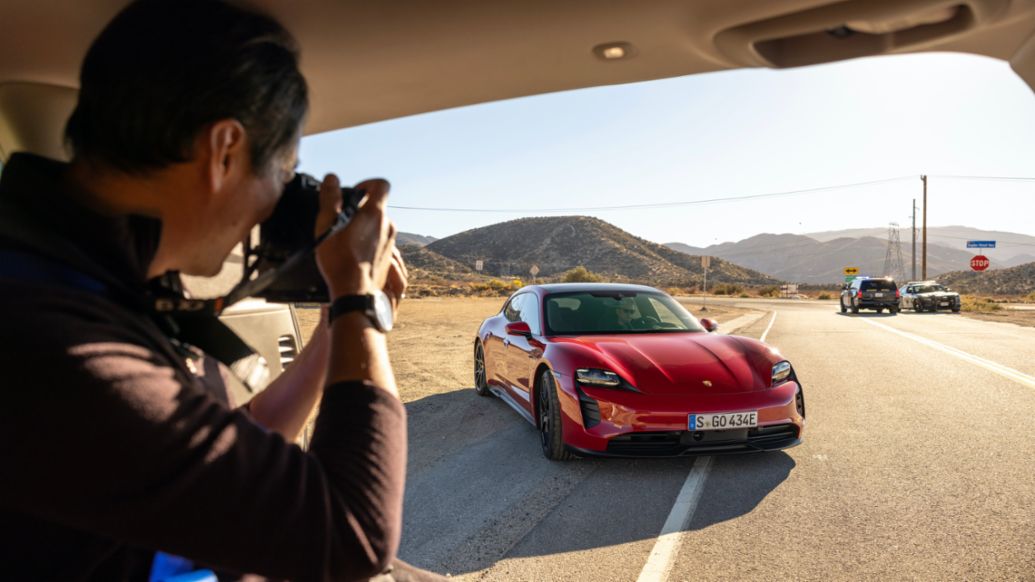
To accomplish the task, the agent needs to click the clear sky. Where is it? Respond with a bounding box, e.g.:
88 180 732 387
299 52 1035 249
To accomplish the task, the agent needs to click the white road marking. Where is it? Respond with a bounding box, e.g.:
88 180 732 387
635 456 714 582
636 315 776 582
759 312 778 343
860 318 1035 390
718 311 767 335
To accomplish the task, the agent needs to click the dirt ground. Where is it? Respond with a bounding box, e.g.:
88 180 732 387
960 307 1035 328
295 297 749 403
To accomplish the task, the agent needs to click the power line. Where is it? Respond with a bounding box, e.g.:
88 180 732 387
387 175 915 213
929 174 1035 183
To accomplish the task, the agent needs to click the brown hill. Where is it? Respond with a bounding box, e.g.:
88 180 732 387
425 216 778 286
666 233 973 284
398 243 482 281
937 262 1035 295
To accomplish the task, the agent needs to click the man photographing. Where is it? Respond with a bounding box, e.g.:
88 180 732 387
0 0 422 579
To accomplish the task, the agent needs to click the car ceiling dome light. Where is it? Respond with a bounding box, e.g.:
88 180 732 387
593 42 636 61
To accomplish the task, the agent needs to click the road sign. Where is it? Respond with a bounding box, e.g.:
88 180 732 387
967 240 996 249
970 255 990 271
475 260 483 271
844 275 855 283
843 266 859 276
529 264 540 276
701 256 711 269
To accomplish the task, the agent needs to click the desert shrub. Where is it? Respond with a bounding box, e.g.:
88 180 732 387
664 287 686 297
961 295 1002 313
562 266 603 283
739 293 750 298
712 283 742 296
1026 291 1035 303
758 286 781 298
817 292 832 300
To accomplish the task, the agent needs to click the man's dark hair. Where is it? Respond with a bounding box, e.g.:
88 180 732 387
65 0 308 174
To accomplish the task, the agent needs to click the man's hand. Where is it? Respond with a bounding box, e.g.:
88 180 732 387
314 174 401 301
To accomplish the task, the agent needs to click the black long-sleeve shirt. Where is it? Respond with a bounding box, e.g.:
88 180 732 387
0 153 407 581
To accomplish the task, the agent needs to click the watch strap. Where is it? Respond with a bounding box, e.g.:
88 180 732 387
328 294 374 327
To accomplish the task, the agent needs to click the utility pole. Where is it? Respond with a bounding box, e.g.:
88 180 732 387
921 175 928 280
911 198 917 280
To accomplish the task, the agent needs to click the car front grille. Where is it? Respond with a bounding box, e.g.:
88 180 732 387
577 388 602 429
604 424 800 457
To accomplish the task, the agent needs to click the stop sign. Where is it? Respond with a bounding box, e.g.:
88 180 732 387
971 255 990 271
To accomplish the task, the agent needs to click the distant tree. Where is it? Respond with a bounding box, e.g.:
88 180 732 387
562 266 603 283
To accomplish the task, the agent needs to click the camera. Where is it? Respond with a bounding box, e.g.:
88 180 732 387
238 172 365 304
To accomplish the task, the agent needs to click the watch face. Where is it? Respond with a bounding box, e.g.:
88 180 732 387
373 290 394 332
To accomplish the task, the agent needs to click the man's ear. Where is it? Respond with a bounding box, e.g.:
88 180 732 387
204 119 248 193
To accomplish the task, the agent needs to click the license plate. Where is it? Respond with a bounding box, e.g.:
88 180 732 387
940 302 949 306
689 411 758 431
874 292 884 298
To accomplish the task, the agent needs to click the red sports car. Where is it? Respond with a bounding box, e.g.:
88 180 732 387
474 283 805 459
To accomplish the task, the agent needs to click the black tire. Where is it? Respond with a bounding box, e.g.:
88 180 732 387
876 307 884 313
851 304 859 314
537 369 573 461
913 302 923 313
474 342 490 396
951 306 961 313
840 300 847 314
889 306 899 315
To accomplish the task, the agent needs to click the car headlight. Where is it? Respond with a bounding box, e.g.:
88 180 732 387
771 361 793 386
575 368 639 392
576 368 622 387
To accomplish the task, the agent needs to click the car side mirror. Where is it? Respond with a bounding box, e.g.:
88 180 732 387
700 318 719 333
505 321 532 337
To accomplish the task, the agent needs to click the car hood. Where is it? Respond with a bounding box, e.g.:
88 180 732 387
553 333 779 395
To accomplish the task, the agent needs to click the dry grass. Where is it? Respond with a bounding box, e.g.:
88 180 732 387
960 295 1002 313
295 297 749 403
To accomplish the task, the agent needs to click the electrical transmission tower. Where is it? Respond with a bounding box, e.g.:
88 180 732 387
883 222 906 281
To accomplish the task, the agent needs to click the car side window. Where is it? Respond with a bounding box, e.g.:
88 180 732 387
503 295 522 322
517 294 542 336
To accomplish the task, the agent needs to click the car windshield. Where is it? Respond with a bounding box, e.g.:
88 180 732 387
544 291 704 334
916 284 947 293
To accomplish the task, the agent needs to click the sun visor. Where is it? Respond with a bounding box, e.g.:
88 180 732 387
0 82 78 163
713 0 1012 68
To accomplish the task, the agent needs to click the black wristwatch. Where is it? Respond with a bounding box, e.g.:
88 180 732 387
328 290 394 332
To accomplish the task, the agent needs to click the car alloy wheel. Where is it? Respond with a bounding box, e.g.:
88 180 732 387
537 369 573 461
474 343 490 396
914 302 923 313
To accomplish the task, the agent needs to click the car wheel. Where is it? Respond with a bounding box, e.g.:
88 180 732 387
537 369 573 461
840 300 847 314
952 306 961 313
914 302 923 313
474 342 490 396
889 306 899 315
876 307 884 313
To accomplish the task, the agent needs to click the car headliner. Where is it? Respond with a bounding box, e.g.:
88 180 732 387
3 0 1035 143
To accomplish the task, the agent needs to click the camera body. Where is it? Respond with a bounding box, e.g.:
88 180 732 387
252 173 364 303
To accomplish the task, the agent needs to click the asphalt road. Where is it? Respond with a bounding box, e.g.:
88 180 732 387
398 298 1035 581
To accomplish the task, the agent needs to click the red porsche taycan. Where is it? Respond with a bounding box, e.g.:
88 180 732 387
474 283 806 460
